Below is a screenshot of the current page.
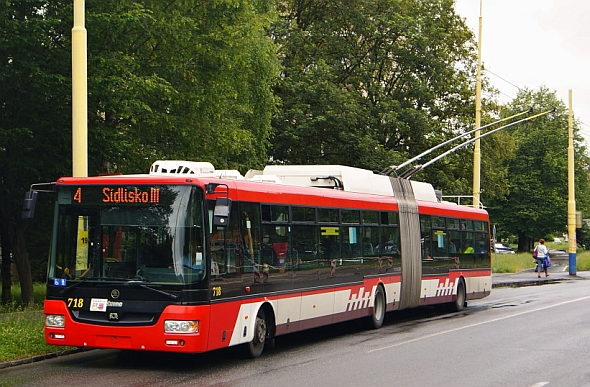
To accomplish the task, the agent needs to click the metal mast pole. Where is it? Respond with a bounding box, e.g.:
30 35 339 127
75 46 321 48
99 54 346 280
72 0 88 177
472 0 483 208
568 90 577 275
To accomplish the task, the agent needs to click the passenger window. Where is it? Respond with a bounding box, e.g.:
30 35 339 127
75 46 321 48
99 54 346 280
292 224 318 268
318 208 338 223
292 206 316 223
362 211 379 225
341 209 360 224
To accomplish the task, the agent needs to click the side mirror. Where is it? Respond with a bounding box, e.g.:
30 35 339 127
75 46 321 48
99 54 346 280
213 198 232 227
22 190 38 219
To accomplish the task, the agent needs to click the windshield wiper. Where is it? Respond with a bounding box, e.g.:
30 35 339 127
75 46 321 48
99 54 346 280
124 281 180 300
59 277 105 296
59 277 180 300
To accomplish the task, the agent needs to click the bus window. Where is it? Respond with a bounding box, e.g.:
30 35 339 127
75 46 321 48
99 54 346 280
420 215 432 260
320 226 339 260
292 206 316 223
432 229 448 258
448 229 461 254
262 204 289 223
474 220 487 232
462 232 475 254
448 218 460 230
380 226 401 271
362 211 379 225
262 224 290 267
475 230 490 254
53 215 91 280
431 216 448 259
341 209 360 224
292 224 318 269
431 216 446 229
340 225 359 258
240 203 260 272
380 211 398 226
361 226 379 257
318 208 338 223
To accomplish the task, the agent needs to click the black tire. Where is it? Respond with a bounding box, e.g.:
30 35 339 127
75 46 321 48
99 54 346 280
449 278 466 312
370 285 386 329
246 308 267 358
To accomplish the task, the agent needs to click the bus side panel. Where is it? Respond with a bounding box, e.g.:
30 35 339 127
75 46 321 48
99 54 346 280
417 270 491 305
273 276 401 335
383 275 402 312
44 300 211 353
299 289 336 329
420 275 457 305
207 300 255 351
275 293 302 333
463 270 492 300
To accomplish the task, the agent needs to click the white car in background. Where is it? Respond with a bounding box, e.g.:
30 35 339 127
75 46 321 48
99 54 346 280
494 242 515 254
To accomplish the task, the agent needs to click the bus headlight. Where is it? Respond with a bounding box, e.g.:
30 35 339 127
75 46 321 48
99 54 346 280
46 314 65 327
164 320 198 333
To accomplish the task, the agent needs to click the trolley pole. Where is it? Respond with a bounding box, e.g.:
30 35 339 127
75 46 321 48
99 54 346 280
567 90 577 275
72 0 88 177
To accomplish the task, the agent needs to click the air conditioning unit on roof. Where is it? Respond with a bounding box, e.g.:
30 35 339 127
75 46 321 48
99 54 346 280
149 160 215 177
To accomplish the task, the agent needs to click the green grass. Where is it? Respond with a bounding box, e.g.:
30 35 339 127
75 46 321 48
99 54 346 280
492 242 590 273
2 248 590 364
0 283 74 363
0 311 62 363
0 282 46 313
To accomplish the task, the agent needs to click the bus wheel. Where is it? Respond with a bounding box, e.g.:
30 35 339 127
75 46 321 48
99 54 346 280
246 308 267 358
449 278 466 312
370 285 386 329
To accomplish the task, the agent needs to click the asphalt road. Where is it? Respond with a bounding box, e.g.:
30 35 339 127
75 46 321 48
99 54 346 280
3 278 590 387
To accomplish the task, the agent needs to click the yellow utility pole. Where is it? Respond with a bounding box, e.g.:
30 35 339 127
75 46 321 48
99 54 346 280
72 0 88 177
567 90 577 275
472 0 483 208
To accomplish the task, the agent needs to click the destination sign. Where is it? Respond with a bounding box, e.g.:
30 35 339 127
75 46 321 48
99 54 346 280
69 186 162 205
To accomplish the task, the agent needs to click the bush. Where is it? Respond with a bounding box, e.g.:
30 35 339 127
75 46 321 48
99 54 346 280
577 224 590 249
0 283 45 313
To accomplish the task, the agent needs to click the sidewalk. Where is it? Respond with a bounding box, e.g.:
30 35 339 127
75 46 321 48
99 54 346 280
492 265 590 288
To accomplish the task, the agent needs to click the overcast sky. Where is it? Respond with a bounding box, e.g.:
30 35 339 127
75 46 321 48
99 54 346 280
454 0 590 143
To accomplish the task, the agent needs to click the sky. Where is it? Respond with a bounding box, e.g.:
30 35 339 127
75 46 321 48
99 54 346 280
454 0 590 143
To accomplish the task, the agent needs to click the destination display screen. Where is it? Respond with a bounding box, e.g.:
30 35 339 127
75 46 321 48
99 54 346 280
58 185 172 206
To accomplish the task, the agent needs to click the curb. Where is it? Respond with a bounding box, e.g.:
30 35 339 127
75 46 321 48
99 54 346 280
492 271 589 289
0 347 89 370
492 277 568 288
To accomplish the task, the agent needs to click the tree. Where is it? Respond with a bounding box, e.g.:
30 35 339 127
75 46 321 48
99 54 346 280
270 0 483 187
484 87 590 251
85 0 279 173
0 0 72 306
0 0 279 306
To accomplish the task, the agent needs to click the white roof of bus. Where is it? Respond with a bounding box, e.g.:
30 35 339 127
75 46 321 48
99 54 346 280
257 165 438 202
148 160 439 203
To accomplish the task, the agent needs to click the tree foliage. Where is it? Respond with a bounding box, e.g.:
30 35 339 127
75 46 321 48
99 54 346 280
270 0 481 186
85 0 279 173
0 0 279 305
0 0 73 305
484 87 590 251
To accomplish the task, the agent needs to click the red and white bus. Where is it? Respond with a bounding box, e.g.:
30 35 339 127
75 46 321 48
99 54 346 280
29 161 491 358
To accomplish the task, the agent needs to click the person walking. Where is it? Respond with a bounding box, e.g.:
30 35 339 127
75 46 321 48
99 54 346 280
534 238 549 278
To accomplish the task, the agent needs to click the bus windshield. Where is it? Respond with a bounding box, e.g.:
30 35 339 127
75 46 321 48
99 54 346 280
50 185 206 286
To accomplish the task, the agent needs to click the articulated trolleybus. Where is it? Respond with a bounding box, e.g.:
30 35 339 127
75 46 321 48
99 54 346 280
24 161 491 358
